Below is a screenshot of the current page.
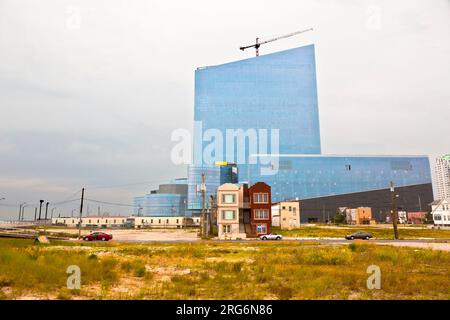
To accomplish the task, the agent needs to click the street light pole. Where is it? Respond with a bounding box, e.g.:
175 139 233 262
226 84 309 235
44 202 49 220
38 200 44 220
21 204 28 221
18 202 26 221
51 207 56 220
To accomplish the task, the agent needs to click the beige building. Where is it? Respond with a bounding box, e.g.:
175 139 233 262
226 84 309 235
52 216 128 228
216 183 247 240
130 216 200 229
272 201 300 230
345 207 375 225
52 216 200 229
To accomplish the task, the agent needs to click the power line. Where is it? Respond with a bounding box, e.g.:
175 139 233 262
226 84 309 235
85 178 180 190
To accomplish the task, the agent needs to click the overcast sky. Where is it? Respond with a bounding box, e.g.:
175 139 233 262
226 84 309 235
0 0 449 219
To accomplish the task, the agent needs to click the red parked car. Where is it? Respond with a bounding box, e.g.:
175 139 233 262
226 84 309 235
82 232 113 241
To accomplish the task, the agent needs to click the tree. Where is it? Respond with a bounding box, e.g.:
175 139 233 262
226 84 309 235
334 208 346 224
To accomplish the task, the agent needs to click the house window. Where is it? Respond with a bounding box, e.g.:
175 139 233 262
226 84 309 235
222 194 236 204
256 224 267 234
254 193 269 204
293 207 297 214
151 219 153 223
254 209 269 219
434 215 441 221
105 219 108 223
222 210 236 220
159 219 161 223
176 219 179 224
289 206 292 212
166 219 169 224
282 206 286 210
223 225 231 233
142 219 144 223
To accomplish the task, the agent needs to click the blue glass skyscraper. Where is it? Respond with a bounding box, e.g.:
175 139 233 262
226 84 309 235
190 44 433 221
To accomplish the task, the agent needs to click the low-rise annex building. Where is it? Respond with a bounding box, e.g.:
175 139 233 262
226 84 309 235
52 216 128 228
52 216 200 229
128 216 200 229
272 201 300 230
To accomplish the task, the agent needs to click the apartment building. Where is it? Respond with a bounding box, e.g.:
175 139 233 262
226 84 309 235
272 201 300 230
435 155 450 200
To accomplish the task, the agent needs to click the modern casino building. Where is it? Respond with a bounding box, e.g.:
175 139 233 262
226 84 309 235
134 178 188 217
190 44 433 222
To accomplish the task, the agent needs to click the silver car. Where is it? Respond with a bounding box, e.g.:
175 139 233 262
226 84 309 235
259 233 283 240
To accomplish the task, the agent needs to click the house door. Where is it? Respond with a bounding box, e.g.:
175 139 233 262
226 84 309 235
243 210 250 224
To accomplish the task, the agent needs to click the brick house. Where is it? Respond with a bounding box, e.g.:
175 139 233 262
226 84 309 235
248 182 272 236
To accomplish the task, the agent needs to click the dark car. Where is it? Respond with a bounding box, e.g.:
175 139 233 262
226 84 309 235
345 231 373 240
82 232 113 241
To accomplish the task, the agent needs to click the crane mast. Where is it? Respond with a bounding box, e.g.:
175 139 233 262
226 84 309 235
240 28 313 56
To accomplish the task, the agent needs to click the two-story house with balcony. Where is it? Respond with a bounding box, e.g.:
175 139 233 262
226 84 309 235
216 183 248 239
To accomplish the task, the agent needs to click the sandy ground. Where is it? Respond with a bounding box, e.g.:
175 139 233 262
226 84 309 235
52 228 200 242
374 241 450 251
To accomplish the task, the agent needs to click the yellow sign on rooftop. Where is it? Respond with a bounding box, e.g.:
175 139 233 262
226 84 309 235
215 161 228 166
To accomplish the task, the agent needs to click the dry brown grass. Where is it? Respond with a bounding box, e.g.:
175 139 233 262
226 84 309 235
0 239 448 300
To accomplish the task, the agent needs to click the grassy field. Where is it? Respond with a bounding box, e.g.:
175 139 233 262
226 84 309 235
0 238 449 300
274 225 450 239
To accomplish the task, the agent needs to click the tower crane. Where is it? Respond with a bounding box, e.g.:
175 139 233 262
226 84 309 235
239 28 313 56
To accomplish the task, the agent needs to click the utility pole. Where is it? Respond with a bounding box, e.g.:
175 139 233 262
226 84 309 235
208 195 215 236
78 188 85 238
200 173 206 237
34 207 37 221
390 181 399 240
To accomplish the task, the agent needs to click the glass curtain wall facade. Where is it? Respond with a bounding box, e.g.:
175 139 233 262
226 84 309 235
194 44 321 174
187 164 238 212
192 45 433 203
247 155 432 202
